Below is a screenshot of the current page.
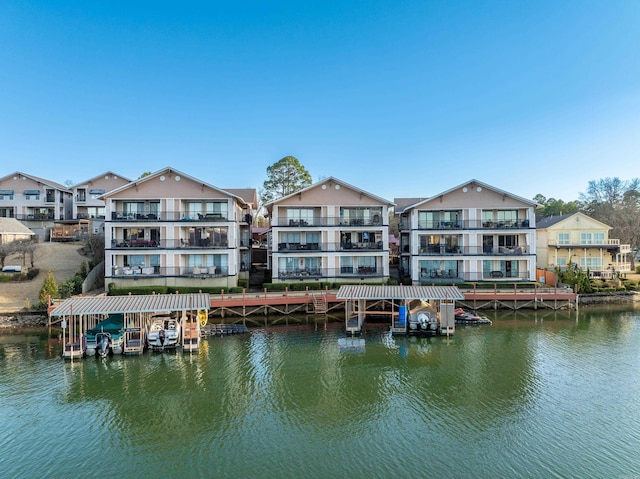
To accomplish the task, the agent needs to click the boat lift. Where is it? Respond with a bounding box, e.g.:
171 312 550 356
336 285 465 336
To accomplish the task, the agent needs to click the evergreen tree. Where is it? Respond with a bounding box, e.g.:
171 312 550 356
39 270 59 306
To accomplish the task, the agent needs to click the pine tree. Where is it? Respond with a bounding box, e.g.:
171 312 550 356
39 270 59 306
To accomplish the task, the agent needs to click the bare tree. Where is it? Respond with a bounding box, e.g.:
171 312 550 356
579 177 640 256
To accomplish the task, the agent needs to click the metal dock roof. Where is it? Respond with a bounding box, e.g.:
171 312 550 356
49 293 210 317
336 285 465 301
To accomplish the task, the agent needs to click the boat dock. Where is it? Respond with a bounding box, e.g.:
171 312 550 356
208 288 340 318
458 284 577 311
336 285 465 336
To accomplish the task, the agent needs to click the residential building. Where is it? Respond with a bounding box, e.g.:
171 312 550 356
0 172 73 239
266 177 393 283
71 172 131 233
536 212 632 278
396 180 538 283
0 217 36 244
103 167 254 291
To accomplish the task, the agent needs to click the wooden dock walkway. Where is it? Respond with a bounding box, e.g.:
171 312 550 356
208 289 341 318
206 285 577 318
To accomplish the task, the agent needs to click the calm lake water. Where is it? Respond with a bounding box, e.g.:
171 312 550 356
1 307 640 479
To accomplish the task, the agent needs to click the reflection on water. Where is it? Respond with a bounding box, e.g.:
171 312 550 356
1 307 640 478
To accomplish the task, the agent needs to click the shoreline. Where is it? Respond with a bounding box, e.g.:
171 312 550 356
2 291 639 329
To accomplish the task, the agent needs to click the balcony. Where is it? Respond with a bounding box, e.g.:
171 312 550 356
276 267 382 279
108 265 229 278
110 211 230 222
413 219 531 230
110 238 230 249
416 245 530 255
274 241 385 252
548 238 626 250
417 270 531 282
274 216 385 227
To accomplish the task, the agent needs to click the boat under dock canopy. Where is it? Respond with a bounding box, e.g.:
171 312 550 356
49 293 210 358
336 285 465 336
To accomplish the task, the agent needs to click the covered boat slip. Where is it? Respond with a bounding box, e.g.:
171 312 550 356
49 293 210 358
336 285 465 336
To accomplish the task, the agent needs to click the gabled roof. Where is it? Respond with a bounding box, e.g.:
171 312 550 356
49 293 210 316
0 218 36 235
71 171 132 188
265 176 394 208
536 212 611 230
0 172 70 192
224 188 258 208
401 179 540 210
337 285 465 301
394 197 429 214
102 167 249 206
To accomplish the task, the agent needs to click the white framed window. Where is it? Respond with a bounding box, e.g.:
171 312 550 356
558 233 570 245
580 233 592 245
580 257 602 270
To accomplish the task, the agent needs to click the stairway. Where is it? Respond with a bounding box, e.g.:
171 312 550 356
312 293 327 314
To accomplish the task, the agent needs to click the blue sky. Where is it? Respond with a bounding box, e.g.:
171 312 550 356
1 1 639 204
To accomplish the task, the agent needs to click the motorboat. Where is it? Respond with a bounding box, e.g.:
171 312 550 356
85 314 125 357
147 314 181 350
407 300 439 335
454 308 492 325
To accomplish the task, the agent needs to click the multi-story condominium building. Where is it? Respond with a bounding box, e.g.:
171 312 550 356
266 177 393 283
396 180 538 283
71 171 131 221
0 172 73 239
536 212 632 278
103 168 255 291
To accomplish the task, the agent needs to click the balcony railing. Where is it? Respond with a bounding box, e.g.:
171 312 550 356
416 245 530 255
110 211 230 222
548 239 629 250
417 270 531 282
413 219 531 230
110 238 229 249
274 217 385 227
15 213 55 221
274 241 385 252
108 265 229 278
276 267 382 279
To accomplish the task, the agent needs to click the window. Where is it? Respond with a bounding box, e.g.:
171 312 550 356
0 208 15 218
77 189 87 202
288 208 315 225
418 211 438 229
496 210 517 222
558 233 570 245
580 233 592 245
87 207 105 218
556 257 567 267
593 233 605 244
0 191 14 200
205 201 228 219
580 257 602 270
279 256 299 273
340 256 353 273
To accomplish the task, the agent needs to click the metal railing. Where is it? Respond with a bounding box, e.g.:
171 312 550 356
110 238 230 249
276 267 382 279
108 265 229 278
417 270 531 282
416 245 530 255
274 241 385 252
274 217 386 227
109 211 233 222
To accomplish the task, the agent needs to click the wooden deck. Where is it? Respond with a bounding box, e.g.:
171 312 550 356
208 289 341 318
459 286 577 311
207 285 577 318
